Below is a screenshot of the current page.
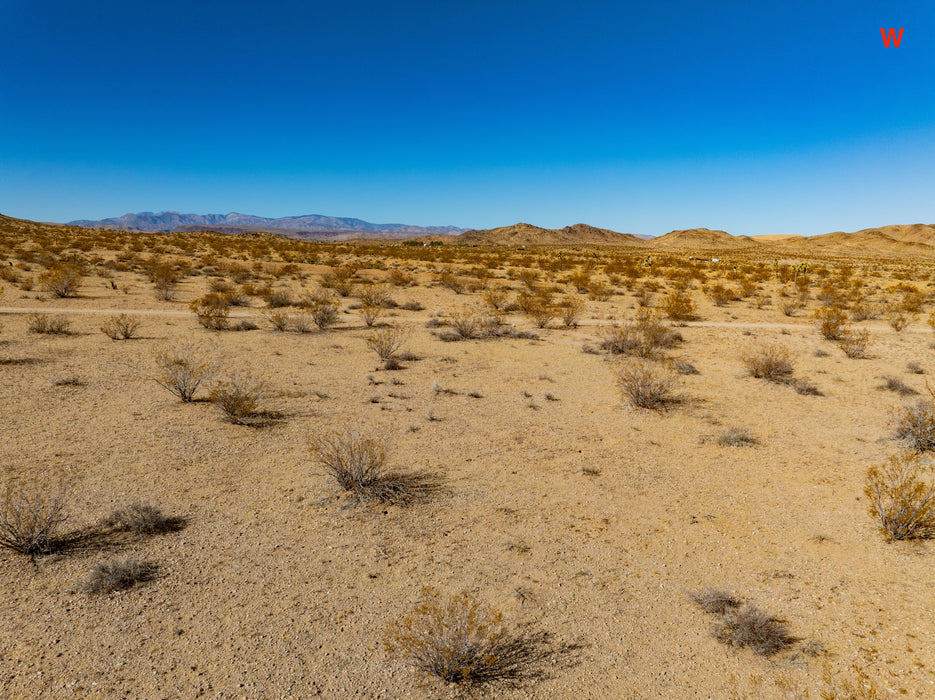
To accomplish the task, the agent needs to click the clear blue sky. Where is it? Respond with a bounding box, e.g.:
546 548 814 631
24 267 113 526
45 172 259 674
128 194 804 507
1 1 933 235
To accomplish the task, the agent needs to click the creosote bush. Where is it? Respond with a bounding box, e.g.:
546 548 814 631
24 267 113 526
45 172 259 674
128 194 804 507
615 359 679 409
83 556 158 594
100 313 141 340
661 289 697 321
813 305 849 341
190 293 231 330
40 264 82 298
0 480 67 555
865 452 935 540
838 328 871 359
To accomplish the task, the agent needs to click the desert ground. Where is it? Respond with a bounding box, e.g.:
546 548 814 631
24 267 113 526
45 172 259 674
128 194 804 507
2 215 935 698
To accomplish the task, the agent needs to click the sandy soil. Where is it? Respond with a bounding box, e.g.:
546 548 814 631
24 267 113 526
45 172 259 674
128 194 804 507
1 253 934 699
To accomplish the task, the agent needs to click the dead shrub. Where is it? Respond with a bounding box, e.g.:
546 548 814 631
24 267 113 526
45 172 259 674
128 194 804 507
448 309 481 339
385 590 566 687
893 398 935 452
838 328 871 359
712 603 794 656
878 376 916 396
615 359 679 409
190 293 231 330
358 303 383 327
743 343 793 382
40 264 82 298
151 342 219 402
779 299 801 317
887 307 914 333
210 374 265 424
100 313 141 340
865 452 935 540
28 313 72 335
366 326 408 361
0 480 67 555
83 556 158 594
483 287 509 311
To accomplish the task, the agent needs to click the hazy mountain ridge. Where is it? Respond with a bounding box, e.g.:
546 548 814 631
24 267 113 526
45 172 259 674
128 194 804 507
67 211 467 236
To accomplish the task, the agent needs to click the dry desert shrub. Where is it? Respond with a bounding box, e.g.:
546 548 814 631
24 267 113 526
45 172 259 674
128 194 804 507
779 298 801 317
39 264 82 298
559 295 586 328
599 309 680 359
615 359 679 409
28 312 72 335
264 308 291 331
483 286 509 311
887 307 914 333
837 328 871 359
865 452 935 540
813 305 849 341
189 293 231 330
100 313 141 340
878 376 916 396
0 479 67 555
83 556 158 594
151 342 219 402
301 289 340 329
661 289 697 321
448 308 481 339
210 374 265 424
743 343 793 382
712 603 794 656
385 591 564 687
893 397 935 452
105 502 184 535
358 303 383 327
366 326 408 361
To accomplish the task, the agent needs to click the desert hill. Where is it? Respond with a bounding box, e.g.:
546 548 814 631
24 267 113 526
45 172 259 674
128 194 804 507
649 228 759 250
456 222 646 246
775 224 935 256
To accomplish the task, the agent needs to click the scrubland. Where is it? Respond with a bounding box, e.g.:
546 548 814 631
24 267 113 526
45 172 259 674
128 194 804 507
2 216 935 697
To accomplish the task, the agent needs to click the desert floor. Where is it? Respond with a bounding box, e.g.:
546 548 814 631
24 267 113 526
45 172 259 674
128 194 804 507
1 245 934 699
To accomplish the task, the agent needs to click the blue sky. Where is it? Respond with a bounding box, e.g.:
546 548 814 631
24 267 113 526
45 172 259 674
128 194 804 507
1 1 933 235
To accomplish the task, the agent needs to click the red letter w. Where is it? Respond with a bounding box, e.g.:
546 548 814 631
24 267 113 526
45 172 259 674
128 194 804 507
881 27 903 47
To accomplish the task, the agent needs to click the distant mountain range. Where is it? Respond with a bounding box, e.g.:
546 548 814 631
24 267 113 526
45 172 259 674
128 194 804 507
67 211 467 238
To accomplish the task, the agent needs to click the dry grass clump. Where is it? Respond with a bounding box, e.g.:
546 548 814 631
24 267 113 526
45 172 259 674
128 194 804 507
743 343 793 382
385 590 564 687
105 502 184 535
615 359 679 409
100 313 141 340
189 293 231 330
878 376 917 396
309 431 435 503
716 427 757 447
893 398 935 452
819 663 886 699
690 587 741 615
366 326 408 361
712 603 794 656
151 342 219 402
0 480 67 555
865 452 935 540
27 312 72 335
82 556 158 594
210 374 265 424
39 264 82 298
